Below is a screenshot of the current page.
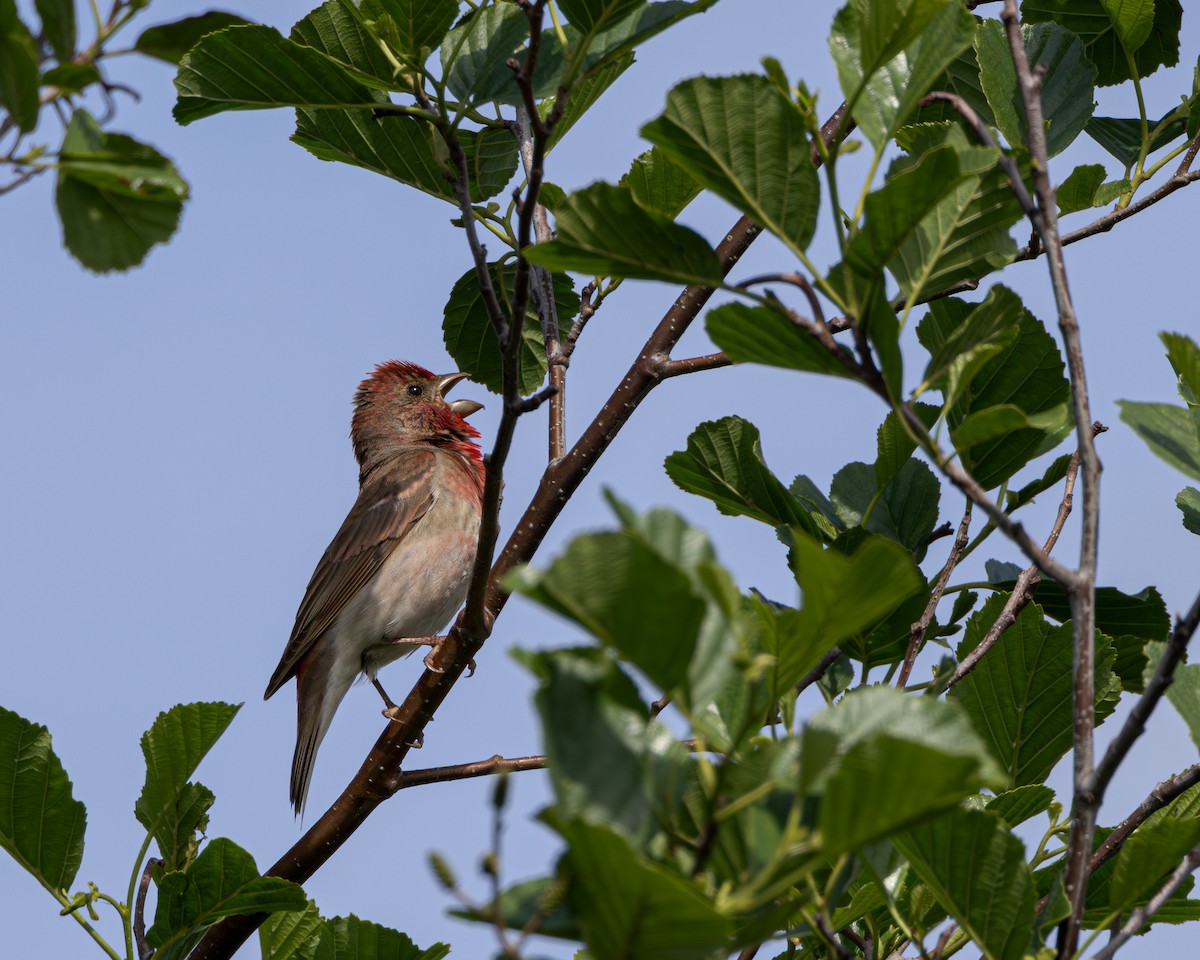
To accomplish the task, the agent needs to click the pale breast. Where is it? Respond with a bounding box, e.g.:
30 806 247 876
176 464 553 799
330 469 481 679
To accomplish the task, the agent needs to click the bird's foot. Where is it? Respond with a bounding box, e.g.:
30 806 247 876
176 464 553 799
381 634 476 676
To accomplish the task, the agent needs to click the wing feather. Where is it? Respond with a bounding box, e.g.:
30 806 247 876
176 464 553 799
263 450 437 698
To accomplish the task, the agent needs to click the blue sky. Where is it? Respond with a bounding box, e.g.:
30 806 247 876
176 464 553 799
3 1 1200 957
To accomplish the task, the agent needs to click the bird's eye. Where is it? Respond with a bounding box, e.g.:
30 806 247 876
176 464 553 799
406 383 422 397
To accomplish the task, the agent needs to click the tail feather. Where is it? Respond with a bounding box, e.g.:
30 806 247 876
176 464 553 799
291 665 353 816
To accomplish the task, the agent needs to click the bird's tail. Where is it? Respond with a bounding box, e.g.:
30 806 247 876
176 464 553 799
291 658 354 816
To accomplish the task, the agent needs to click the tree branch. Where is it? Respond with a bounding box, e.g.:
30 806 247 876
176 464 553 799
1088 844 1200 960
898 504 972 688
394 753 546 790
188 90 856 960
1001 5 1103 949
1093 588 1200 799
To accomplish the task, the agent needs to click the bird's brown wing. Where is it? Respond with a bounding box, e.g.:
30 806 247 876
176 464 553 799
263 449 438 699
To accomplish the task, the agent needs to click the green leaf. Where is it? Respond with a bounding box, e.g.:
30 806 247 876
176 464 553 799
705 302 856 380
831 0 975 148
0 0 41 133
440 3 528 106
544 53 634 152
1178 487 1200 535
755 598 838 702
521 647 689 838
895 806 1036 960
875 403 941 490
994 580 1170 644
56 111 188 272
921 295 1071 489
952 402 1070 451
1005 452 1072 511
450 876 579 940
1166 663 1200 753
885 124 1025 302
0 705 86 891
325 914 448 960
987 784 1056 826
830 460 941 560
41 63 100 94
802 687 1004 854
846 143 965 298
917 285 1022 408
442 262 577 396
260 900 329 960
354 0 458 67
602 498 750 725
950 594 1119 786
507 532 706 695
147 839 307 954
1111 815 1200 912
34 0 75 61
559 0 642 34
1085 111 1187 165
556 818 731 959
523 181 722 285
664 416 821 534
1021 0 1182 86
56 109 189 200
976 20 1095 157
293 109 515 203
1118 401 1200 480
1101 0 1156 51
789 529 925 653
292 1 399 87
135 12 253 65
619 146 701 220
135 703 240 839
174 24 382 124
1055 163 1128 213
153 781 215 874
1163 331 1200 403
641 74 819 253
565 0 718 78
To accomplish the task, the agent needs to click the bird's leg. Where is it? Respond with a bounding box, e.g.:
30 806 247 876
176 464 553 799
382 634 476 676
371 677 424 747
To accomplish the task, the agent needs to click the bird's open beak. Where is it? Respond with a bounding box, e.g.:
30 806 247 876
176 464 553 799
438 372 484 418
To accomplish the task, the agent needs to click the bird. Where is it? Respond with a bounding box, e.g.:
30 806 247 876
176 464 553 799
264 360 485 814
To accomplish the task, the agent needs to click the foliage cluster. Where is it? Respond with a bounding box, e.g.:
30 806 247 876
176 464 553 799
5 1 1200 959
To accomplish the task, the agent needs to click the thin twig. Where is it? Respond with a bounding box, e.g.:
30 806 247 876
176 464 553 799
813 912 851 960
946 429 1098 688
1088 844 1200 960
1094 588 1200 799
514 102 566 462
1087 764 1200 877
134 858 161 960
796 647 842 696
920 91 1035 214
898 504 972 688
1002 5 1103 950
394 753 546 790
659 352 732 378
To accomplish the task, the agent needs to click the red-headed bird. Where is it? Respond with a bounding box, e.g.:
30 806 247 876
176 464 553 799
264 361 485 814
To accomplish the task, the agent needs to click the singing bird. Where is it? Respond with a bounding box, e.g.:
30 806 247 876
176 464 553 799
264 361 485 814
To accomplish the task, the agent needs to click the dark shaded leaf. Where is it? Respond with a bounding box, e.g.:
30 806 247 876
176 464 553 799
896 806 1037 960
442 262 577 396
0 705 86 892
136 12 253 64
665 416 821 535
642 74 819 253
523 181 722 284
1022 0 1182 86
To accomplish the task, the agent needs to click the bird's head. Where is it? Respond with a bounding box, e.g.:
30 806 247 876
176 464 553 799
350 360 484 467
